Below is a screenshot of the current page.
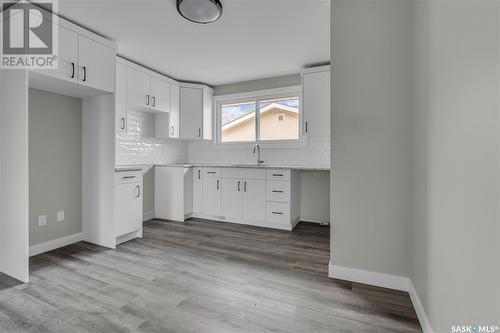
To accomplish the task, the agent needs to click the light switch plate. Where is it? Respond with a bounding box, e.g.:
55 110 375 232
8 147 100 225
38 215 46 226
57 211 64 222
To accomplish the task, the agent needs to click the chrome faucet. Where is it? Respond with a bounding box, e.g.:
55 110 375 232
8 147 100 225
253 144 264 166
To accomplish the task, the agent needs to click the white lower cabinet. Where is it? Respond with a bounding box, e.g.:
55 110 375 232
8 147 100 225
242 179 266 221
202 177 221 216
114 171 143 238
192 167 203 214
221 178 243 218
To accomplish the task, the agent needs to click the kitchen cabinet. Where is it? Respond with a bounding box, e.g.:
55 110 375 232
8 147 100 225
302 66 330 137
192 167 203 214
114 171 142 238
169 84 180 138
126 67 170 113
242 179 266 221
32 24 116 93
115 62 127 133
221 178 243 218
180 84 214 140
202 177 221 216
78 35 115 92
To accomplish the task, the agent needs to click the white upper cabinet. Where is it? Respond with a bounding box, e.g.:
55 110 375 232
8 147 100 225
126 66 170 114
150 77 170 113
179 84 213 140
302 66 330 137
31 20 116 94
51 25 78 82
78 35 115 92
169 84 180 138
115 62 127 133
127 67 151 111
180 86 203 139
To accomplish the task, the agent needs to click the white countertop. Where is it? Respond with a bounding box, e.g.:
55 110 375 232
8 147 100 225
116 163 330 172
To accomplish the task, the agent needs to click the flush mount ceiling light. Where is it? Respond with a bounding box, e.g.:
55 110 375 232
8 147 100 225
176 0 222 24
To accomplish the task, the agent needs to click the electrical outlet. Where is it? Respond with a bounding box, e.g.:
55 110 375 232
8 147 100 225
57 211 64 222
38 215 46 226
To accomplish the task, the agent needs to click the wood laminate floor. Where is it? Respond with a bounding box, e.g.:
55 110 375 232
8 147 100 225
0 219 422 333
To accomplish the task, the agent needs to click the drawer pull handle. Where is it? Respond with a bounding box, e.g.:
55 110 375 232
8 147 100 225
207 171 216 174
272 190 283 193
272 211 283 215
122 176 136 179
272 174 283 177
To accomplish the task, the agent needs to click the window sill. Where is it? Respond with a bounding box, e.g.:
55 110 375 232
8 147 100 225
212 136 308 150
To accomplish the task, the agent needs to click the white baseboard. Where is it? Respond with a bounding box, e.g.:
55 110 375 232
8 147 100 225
328 261 433 333
143 211 155 221
328 262 409 291
409 281 434 333
29 232 83 257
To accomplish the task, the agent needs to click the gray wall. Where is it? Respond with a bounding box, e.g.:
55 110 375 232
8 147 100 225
331 0 413 276
412 1 499 331
214 74 301 96
29 89 82 246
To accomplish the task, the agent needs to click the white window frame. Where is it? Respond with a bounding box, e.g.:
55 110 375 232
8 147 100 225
214 86 306 149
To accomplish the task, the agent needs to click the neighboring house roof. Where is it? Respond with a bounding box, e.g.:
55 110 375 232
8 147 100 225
222 103 298 131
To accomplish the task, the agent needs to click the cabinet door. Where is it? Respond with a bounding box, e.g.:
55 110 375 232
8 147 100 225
303 70 330 137
150 77 170 113
78 35 115 92
192 168 203 213
169 84 180 138
180 87 203 140
127 67 151 112
115 182 142 237
242 179 266 222
221 178 242 219
202 177 221 216
32 25 78 82
115 62 127 133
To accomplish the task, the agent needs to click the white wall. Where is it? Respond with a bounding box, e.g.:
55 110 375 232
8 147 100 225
331 0 413 277
412 1 500 331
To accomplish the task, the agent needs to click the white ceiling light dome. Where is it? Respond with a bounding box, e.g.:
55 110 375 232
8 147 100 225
176 0 223 24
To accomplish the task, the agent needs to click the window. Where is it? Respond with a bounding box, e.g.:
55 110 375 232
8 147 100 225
217 89 301 144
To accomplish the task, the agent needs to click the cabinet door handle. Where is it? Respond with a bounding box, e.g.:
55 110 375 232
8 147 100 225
198 169 201 179
82 66 87 82
146 95 150 106
305 121 308 133
272 211 283 215
120 117 125 130
136 185 141 198
122 176 135 179
272 190 283 193
217 179 220 190
70 62 75 79
198 128 201 137
171 126 174 136
272 174 283 177
237 181 241 192
244 181 247 192
152 96 156 107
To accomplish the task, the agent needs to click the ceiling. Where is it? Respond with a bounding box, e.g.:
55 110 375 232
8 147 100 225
56 0 330 86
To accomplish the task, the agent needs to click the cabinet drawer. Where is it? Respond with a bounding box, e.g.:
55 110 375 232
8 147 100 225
222 167 265 180
115 170 142 185
266 202 290 225
266 169 290 181
266 181 290 203
203 167 221 178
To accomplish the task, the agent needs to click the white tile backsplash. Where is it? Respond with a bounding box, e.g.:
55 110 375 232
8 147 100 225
115 110 187 165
